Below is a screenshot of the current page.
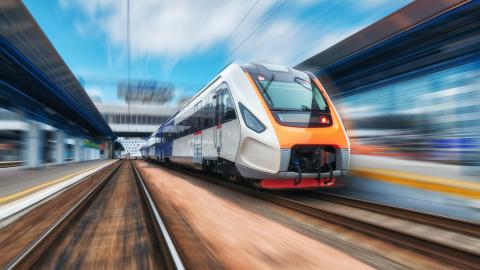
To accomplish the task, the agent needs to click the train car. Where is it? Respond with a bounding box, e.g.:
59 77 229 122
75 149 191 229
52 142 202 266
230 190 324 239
139 144 148 160
147 63 350 189
146 131 162 160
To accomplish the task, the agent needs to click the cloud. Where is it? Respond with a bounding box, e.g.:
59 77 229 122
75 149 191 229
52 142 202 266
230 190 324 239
301 24 366 61
361 0 393 7
60 0 404 73
86 86 103 98
233 18 365 67
354 0 412 11
232 20 302 65
58 0 70 9
61 0 276 60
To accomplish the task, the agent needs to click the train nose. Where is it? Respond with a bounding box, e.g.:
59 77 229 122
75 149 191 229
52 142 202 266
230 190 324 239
288 146 337 173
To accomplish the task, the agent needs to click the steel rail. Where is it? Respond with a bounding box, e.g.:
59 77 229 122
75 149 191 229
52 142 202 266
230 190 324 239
6 160 185 269
311 190 480 237
0 161 21 168
131 161 185 270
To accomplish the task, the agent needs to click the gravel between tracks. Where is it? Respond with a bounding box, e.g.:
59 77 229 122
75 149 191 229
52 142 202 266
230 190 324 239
33 161 164 269
136 161 372 270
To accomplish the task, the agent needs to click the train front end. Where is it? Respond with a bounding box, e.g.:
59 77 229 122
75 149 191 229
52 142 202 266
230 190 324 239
236 63 350 189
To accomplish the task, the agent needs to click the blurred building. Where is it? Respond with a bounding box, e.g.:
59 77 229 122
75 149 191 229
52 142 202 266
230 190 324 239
0 109 25 162
0 0 114 167
116 137 144 158
95 103 175 138
297 0 480 166
0 109 100 163
117 79 174 104
91 80 177 157
94 102 174 157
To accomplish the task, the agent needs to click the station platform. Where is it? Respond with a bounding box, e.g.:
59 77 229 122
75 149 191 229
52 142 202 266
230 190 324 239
0 159 117 224
326 155 480 222
0 160 113 203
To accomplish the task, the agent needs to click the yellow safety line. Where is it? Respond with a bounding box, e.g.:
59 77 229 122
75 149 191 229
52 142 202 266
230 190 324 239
352 168 480 200
0 163 107 204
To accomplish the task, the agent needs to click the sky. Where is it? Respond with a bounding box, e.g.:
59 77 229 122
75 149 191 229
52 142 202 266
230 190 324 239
23 0 411 103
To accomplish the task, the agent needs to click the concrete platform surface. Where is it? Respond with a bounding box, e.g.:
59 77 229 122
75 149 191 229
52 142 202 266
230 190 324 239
0 160 113 199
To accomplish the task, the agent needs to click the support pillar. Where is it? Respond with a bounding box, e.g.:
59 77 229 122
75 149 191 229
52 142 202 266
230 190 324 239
55 130 64 165
74 138 82 162
103 141 112 160
25 122 43 168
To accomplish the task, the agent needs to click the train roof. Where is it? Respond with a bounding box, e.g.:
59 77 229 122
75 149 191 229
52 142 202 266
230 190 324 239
241 62 309 82
147 111 178 138
148 62 305 139
177 62 303 114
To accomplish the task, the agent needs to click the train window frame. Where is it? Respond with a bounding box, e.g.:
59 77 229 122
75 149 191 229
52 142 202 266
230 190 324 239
208 91 216 128
169 81 239 139
194 101 203 131
214 82 238 125
223 90 237 122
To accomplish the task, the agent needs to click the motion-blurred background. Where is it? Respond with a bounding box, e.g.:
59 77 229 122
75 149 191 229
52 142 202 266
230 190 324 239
1 0 479 221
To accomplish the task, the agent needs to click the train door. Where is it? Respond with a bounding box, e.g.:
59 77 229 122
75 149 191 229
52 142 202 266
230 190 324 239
219 88 240 161
214 89 224 155
193 101 202 165
214 86 240 161
159 130 164 162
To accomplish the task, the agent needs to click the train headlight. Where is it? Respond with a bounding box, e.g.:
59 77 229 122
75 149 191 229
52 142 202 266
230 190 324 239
239 103 266 133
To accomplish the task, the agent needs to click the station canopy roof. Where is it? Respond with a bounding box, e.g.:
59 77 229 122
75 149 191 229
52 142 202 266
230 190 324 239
0 0 114 142
295 0 478 99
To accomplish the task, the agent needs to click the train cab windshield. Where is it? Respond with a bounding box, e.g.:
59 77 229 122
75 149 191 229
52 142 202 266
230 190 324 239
259 78 328 112
255 74 332 128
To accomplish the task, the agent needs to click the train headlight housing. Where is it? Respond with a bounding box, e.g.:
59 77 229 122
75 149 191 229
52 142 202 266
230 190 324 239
239 103 266 133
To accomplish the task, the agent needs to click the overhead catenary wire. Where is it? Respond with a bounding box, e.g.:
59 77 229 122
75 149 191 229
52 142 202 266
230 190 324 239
227 0 260 40
198 0 260 85
202 0 287 84
227 0 287 62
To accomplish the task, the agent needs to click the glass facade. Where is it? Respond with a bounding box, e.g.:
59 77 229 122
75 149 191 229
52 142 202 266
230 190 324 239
102 113 168 125
340 60 480 165
118 138 144 157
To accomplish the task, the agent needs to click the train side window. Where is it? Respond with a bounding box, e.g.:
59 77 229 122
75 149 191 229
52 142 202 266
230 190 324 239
195 111 202 131
182 120 187 136
188 117 194 135
203 105 209 129
190 114 196 133
178 123 182 137
198 109 205 130
223 91 237 122
194 101 202 131
182 122 186 137
208 103 215 128
215 90 222 126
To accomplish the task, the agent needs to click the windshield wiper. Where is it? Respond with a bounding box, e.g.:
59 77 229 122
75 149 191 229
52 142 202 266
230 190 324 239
301 105 311 111
265 74 275 91
272 107 325 112
295 77 328 112
294 77 312 91
260 74 275 106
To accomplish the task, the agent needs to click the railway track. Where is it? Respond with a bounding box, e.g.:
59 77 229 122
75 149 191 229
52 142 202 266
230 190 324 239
4 161 184 270
0 161 21 168
309 191 480 238
161 162 480 270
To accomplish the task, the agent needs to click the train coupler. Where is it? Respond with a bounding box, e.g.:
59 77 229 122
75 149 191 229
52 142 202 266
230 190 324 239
294 159 302 186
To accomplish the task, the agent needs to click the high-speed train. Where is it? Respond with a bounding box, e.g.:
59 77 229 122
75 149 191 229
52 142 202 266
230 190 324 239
141 63 350 189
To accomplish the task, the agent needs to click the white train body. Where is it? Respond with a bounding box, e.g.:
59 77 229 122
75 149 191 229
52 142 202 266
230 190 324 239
145 63 350 189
